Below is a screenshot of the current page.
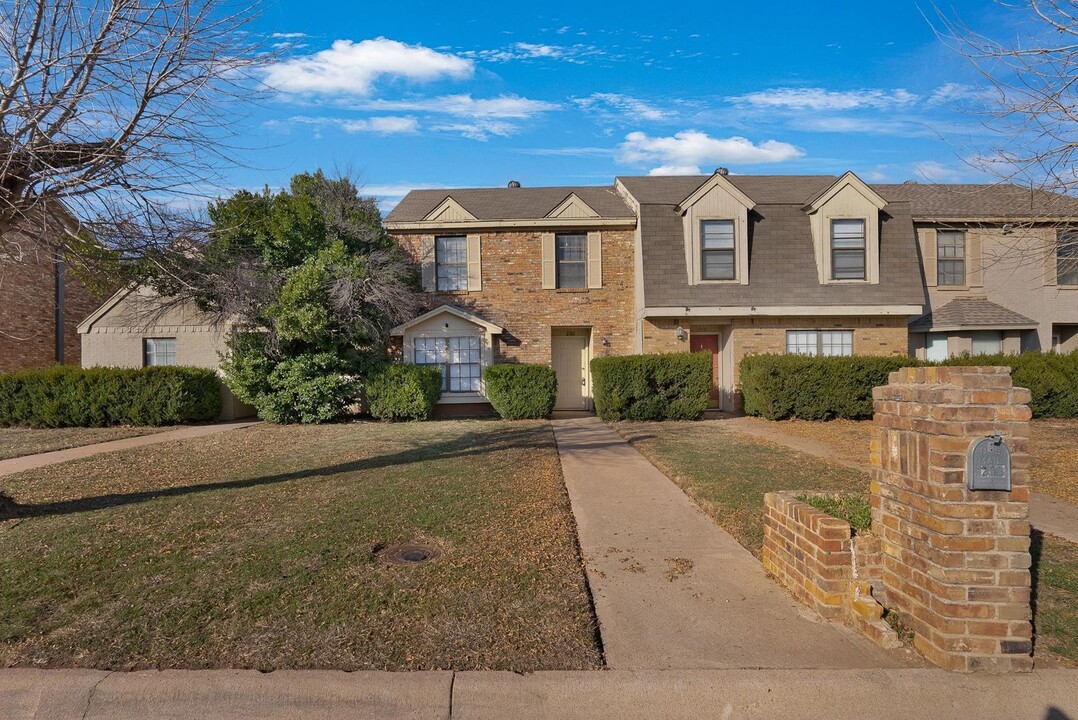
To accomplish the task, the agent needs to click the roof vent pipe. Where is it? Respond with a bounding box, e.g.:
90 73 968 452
507 180 521 188
715 167 729 176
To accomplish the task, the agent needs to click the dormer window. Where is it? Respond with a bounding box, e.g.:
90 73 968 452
830 219 866 280
700 220 736 280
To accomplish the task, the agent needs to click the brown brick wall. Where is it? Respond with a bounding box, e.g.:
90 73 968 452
763 491 901 649
871 366 1033 673
394 230 636 364
0 239 104 374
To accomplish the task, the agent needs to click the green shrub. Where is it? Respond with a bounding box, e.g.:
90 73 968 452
0 365 222 428
256 352 360 424
740 350 1078 420
367 364 443 421
741 354 910 420
931 351 1078 419
483 364 557 419
796 493 872 532
591 352 712 421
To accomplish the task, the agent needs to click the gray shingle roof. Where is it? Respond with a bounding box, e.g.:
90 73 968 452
875 183 1078 219
385 186 634 222
638 201 926 309
909 298 1038 331
617 175 838 206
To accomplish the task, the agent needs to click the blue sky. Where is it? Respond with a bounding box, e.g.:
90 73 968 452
226 0 1021 211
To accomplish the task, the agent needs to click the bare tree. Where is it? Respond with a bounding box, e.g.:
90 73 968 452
932 0 1078 279
0 0 263 274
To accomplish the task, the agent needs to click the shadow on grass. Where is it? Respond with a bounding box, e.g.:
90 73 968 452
0 423 624 521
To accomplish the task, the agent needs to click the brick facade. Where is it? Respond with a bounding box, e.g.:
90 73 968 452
871 366 1033 673
394 230 636 364
763 491 902 649
0 236 104 374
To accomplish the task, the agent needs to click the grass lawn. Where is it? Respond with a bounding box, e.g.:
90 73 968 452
0 420 601 672
0 426 173 461
617 418 1078 666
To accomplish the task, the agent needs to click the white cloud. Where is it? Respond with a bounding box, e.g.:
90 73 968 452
360 94 558 119
429 119 519 141
274 115 419 136
914 160 967 183
575 93 671 122
792 116 935 137
618 130 804 174
465 42 604 64
926 82 993 107
270 32 308 39
263 37 473 95
727 87 919 111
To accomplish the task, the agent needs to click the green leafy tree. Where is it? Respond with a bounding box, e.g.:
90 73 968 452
160 171 418 423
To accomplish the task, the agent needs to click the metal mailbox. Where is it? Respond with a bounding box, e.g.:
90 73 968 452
967 434 1012 492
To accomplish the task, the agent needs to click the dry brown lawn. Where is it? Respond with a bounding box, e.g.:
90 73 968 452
0 420 601 672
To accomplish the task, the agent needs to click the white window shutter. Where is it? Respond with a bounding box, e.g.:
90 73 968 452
467 234 482 291
587 231 602 289
919 228 937 287
541 233 555 289
420 235 436 291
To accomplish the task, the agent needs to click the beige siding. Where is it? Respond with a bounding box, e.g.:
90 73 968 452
540 232 556 289
466 233 482 291
586 231 602 289
808 183 882 284
680 182 750 285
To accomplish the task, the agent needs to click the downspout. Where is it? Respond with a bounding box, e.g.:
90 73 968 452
54 254 65 364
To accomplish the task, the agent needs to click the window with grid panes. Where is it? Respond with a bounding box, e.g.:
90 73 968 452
785 330 854 356
143 338 177 366
937 230 966 286
435 235 467 291
555 234 587 288
413 336 481 392
1058 231 1078 286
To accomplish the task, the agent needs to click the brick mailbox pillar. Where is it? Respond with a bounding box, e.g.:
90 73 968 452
871 366 1033 673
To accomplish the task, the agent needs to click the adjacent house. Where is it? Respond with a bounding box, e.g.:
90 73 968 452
0 210 107 373
74 170 1078 417
76 285 255 420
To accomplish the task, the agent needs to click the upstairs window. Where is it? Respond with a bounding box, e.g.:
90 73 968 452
435 235 467 291
830 219 866 280
937 230 966 286
143 338 177 366
700 220 736 280
414 336 481 392
1058 231 1078 286
555 233 587 289
786 330 854 357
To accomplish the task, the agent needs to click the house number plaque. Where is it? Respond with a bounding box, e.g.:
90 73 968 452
967 435 1011 492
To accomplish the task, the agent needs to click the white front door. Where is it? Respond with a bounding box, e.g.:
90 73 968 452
552 329 590 410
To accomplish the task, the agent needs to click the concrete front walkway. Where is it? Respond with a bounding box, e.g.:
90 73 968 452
2 667 1075 720
551 416 911 670
0 421 260 478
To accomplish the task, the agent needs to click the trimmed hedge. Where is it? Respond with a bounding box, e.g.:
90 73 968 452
591 352 712 421
366 364 443 421
483 364 557 419
930 351 1078 419
741 354 910 421
0 365 222 428
741 351 1078 420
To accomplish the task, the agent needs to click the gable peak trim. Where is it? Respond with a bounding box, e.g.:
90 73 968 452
423 195 477 222
804 171 887 212
546 192 600 219
676 170 756 215
390 304 504 336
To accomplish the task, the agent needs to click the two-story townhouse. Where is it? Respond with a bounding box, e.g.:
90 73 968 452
879 183 1078 359
385 171 928 413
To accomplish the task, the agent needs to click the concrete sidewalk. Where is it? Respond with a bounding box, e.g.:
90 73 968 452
2 667 1075 719
0 421 260 478
551 416 912 670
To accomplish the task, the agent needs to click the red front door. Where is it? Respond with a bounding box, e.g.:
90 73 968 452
690 333 721 408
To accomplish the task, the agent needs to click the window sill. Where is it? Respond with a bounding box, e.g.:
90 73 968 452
694 278 741 285
437 392 488 405
555 288 589 293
